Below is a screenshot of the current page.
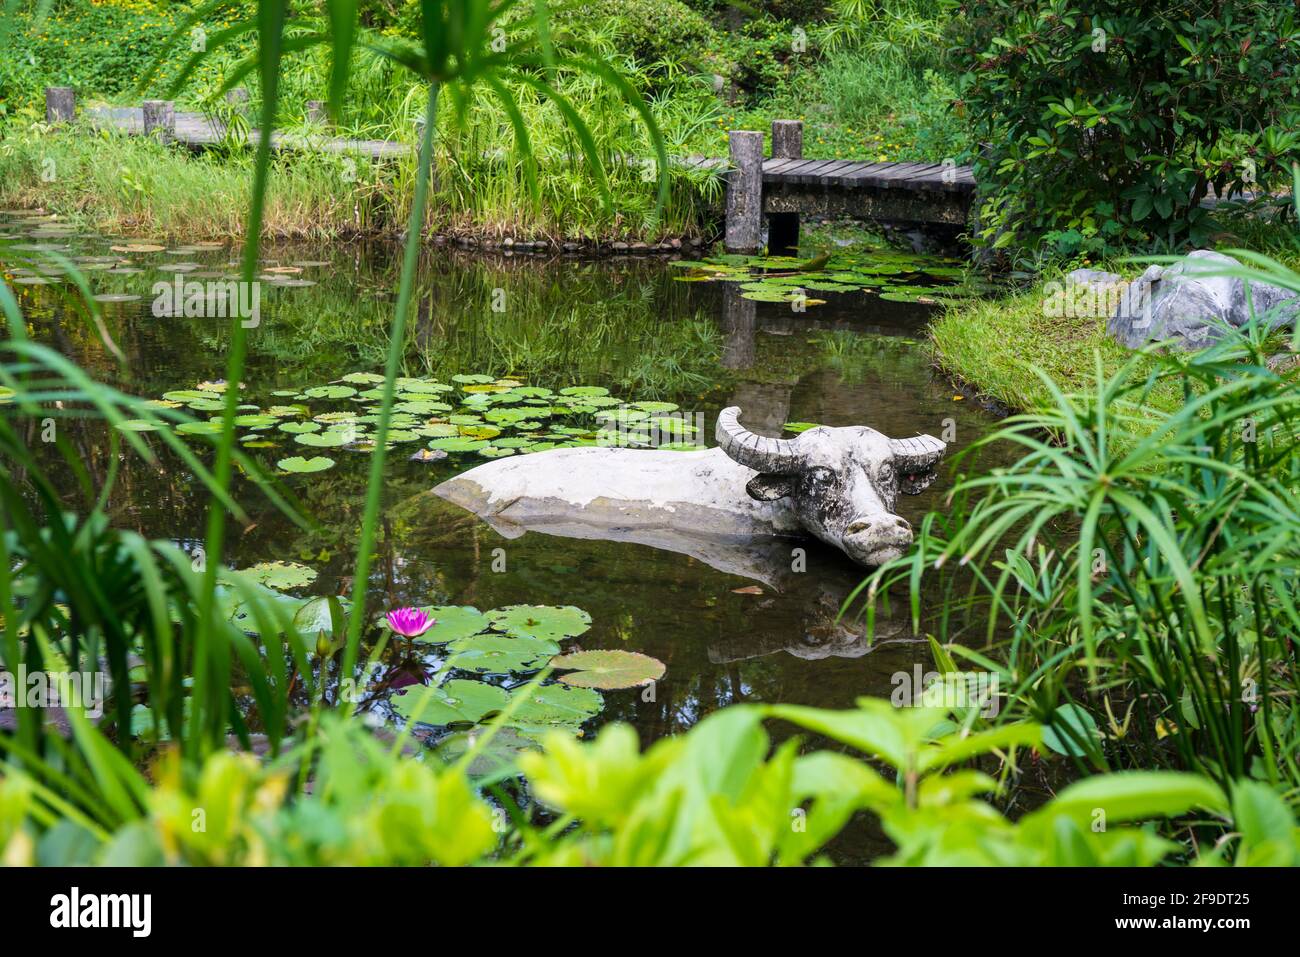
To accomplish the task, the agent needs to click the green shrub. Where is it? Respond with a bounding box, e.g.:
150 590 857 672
950 0 1300 259
1 0 221 114
551 0 720 71
10 701 1294 866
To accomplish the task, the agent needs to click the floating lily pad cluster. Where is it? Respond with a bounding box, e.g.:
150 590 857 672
0 210 323 296
383 602 664 743
670 249 989 307
123 372 706 474
202 563 666 747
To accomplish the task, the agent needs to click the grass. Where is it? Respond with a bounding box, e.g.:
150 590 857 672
926 273 1183 415
715 50 970 164
0 101 719 243
0 126 389 240
932 218 1300 418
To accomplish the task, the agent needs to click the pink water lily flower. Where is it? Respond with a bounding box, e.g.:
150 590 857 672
386 607 435 638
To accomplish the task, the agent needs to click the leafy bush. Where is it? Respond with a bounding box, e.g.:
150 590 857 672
8 700 1294 866
949 0 1300 258
1 0 228 114
551 0 720 72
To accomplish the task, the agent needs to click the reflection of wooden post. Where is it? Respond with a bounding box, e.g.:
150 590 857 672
721 282 756 370
725 130 763 253
45 87 75 124
142 100 175 143
768 120 802 254
771 120 802 159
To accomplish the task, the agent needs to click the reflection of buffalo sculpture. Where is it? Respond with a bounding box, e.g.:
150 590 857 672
434 407 946 569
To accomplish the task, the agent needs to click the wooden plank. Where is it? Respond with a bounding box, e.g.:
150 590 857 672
903 165 980 193
819 162 883 185
805 160 863 183
789 159 848 184
871 162 934 187
767 159 829 179
894 163 950 191
837 162 909 188
761 158 807 177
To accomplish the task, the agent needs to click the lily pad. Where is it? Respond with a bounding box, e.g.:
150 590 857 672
176 421 224 435
295 430 354 448
427 436 489 453
510 684 603 732
303 385 357 400
392 679 509 727
446 633 560 673
550 650 665 689
487 604 592 641
279 421 320 434
239 561 318 591
278 455 335 473
433 727 540 779
115 418 163 432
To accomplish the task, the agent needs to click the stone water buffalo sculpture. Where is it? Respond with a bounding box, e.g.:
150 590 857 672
433 407 946 569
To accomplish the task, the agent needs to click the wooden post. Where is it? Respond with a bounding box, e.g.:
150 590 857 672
142 100 175 143
45 87 75 125
771 120 803 160
725 130 763 254
225 87 250 114
306 100 327 125
414 116 439 192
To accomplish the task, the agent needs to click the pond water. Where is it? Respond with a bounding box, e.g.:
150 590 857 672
4 213 1012 819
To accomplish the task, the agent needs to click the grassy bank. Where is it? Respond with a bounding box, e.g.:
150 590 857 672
0 122 717 243
928 276 1145 414
0 127 381 240
933 217 1300 416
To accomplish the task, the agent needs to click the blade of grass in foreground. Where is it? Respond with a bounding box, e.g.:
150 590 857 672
339 82 441 691
191 0 289 758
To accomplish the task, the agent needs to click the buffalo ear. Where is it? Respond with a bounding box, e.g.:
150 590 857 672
746 473 797 501
898 468 938 495
890 434 945 496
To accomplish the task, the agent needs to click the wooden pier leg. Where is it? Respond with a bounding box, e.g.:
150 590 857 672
725 130 763 254
767 120 802 254
142 100 176 144
771 120 803 160
45 87 75 125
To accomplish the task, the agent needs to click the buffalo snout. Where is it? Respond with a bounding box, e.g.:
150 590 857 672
842 513 913 566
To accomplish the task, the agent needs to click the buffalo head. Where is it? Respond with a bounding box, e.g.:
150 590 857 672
716 406 946 566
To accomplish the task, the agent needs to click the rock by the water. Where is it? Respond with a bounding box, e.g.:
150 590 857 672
1103 250 1299 350
1065 267 1123 287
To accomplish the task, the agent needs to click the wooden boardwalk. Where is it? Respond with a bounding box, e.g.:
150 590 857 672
761 157 974 193
63 89 978 244
85 105 409 159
